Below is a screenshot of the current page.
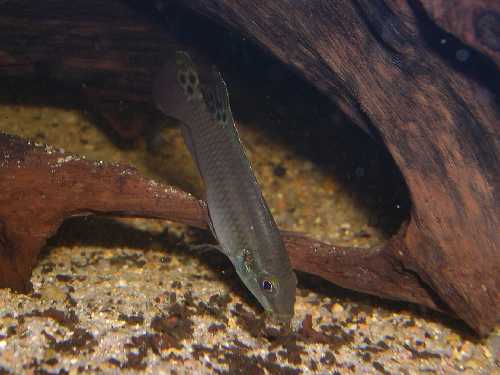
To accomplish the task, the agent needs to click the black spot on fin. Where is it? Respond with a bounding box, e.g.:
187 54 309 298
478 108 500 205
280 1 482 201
201 67 235 127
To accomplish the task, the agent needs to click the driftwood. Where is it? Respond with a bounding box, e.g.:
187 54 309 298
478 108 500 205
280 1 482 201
0 133 442 313
0 134 207 291
0 0 498 336
177 0 500 336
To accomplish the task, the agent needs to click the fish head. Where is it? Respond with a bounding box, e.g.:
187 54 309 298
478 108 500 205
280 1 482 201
233 248 297 325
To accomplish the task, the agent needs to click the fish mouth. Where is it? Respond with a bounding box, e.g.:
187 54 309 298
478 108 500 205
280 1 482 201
266 311 293 329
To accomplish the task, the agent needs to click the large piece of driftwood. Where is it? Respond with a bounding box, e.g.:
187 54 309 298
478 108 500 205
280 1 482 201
0 0 498 335
0 133 440 311
177 0 500 336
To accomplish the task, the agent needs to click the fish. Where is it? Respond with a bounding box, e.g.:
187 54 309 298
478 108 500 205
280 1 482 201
153 51 297 325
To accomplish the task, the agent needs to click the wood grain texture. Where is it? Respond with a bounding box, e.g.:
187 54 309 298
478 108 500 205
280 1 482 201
0 0 498 335
0 133 442 315
0 0 179 141
0 134 207 292
152 0 500 335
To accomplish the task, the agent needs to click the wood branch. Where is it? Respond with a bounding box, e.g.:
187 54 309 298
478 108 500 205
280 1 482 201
174 0 500 338
283 228 444 312
0 133 443 314
0 0 498 336
0 134 207 291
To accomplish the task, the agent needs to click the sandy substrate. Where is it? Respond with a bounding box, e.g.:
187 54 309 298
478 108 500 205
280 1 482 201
0 82 498 374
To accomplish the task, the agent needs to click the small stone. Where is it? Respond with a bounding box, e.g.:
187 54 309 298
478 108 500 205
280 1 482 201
273 164 286 177
332 303 344 313
40 285 67 303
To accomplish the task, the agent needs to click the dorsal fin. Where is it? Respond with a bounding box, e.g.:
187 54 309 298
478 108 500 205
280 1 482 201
200 68 235 129
153 51 235 129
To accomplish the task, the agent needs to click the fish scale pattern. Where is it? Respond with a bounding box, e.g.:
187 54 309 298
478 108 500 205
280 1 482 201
153 51 297 323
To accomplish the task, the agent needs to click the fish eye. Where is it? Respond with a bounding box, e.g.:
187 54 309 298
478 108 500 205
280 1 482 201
261 280 274 292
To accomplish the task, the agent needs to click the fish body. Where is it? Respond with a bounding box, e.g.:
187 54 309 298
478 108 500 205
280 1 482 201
153 51 296 323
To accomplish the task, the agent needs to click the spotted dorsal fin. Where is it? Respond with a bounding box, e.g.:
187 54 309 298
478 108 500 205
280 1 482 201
200 68 235 129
